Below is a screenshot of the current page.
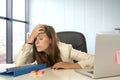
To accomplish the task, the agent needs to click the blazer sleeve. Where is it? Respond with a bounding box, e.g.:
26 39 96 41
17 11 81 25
69 45 95 69
14 44 34 66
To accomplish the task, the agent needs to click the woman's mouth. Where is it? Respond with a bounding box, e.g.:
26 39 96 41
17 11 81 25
36 46 41 48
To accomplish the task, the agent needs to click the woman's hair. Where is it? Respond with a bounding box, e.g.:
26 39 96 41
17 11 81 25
33 25 62 67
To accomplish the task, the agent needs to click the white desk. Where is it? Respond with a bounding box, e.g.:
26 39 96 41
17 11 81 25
0 68 120 80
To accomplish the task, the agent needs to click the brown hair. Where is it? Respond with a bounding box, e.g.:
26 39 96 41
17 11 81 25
32 25 62 67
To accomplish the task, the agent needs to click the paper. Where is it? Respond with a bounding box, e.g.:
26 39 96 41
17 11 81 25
115 50 120 64
0 64 16 73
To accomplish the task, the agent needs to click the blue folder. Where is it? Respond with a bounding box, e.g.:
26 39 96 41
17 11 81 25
0 64 46 77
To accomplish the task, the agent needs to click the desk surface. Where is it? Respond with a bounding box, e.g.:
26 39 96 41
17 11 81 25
0 68 120 80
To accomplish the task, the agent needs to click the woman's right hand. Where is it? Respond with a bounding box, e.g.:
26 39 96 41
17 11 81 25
26 24 45 43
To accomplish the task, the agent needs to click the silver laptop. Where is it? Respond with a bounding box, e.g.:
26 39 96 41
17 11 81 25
75 33 120 79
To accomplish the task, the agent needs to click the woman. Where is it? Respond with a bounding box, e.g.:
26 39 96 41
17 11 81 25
15 24 94 69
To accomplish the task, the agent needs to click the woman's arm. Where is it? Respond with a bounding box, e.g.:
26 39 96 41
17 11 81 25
70 47 95 69
52 51 94 69
52 62 82 69
15 24 45 66
15 44 34 66
53 42 94 69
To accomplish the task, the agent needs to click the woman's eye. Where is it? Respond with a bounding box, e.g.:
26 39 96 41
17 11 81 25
39 37 43 40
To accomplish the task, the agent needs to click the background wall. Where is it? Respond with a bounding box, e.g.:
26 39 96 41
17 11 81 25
29 0 120 54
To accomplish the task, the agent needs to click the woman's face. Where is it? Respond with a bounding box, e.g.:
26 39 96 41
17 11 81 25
35 33 51 52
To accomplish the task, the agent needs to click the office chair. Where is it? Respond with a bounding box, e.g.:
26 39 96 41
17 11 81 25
57 31 87 53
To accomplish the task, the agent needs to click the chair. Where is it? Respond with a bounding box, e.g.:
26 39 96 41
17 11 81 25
57 31 87 53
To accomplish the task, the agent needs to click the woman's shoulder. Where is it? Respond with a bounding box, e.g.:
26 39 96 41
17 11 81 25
58 42 73 51
58 41 72 47
57 42 72 57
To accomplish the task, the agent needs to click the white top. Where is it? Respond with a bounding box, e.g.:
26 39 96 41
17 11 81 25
15 42 94 69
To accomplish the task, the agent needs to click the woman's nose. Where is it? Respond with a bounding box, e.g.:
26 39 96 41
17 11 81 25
35 39 39 44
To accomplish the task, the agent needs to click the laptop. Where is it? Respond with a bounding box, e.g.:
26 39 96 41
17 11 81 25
75 33 120 79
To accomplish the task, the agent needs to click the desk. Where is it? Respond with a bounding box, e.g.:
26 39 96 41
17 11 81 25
0 68 120 80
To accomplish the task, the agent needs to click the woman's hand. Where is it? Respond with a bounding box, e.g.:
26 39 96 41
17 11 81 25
52 62 81 69
26 24 45 43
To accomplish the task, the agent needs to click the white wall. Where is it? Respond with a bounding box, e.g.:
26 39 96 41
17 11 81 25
29 0 120 54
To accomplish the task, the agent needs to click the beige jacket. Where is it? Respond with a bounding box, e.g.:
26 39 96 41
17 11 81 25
15 42 94 69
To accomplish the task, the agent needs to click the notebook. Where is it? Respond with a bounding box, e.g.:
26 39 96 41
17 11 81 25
75 33 120 79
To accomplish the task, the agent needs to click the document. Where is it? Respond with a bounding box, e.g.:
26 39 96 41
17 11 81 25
0 64 16 73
